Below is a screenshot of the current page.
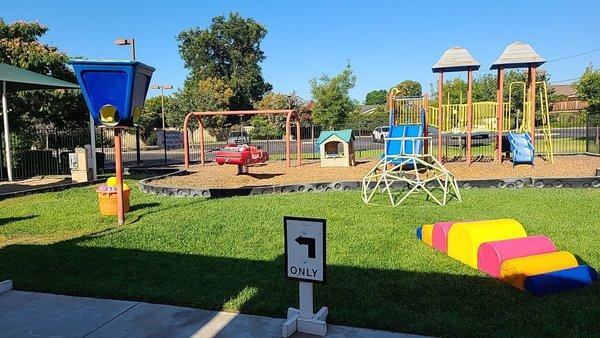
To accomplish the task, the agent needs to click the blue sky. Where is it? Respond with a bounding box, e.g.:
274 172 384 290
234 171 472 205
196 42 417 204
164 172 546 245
4 0 600 101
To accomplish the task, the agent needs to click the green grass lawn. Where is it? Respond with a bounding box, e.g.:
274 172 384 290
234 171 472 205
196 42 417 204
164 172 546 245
1 184 599 337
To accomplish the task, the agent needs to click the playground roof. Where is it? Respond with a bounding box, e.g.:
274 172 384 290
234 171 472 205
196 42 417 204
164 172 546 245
317 129 354 144
432 46 481 73
490 42 546 69
0 63 80 92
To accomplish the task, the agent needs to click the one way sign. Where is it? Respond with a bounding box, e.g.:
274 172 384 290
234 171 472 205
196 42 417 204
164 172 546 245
284 216 326 283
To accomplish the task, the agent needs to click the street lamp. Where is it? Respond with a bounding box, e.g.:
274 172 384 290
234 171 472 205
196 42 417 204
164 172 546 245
150 84 173 163
114 38 136 60
115 37 140 164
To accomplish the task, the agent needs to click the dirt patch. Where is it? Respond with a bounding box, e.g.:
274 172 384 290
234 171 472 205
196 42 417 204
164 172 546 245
152 155 600 189
0 176 73 194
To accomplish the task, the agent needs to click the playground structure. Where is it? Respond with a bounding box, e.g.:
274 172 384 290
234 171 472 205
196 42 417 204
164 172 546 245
394 42 554 165
362 102 461 206
215 144 269 174
183 109 302 169
70 59 154 225
316 129 356 167
416 219 598 296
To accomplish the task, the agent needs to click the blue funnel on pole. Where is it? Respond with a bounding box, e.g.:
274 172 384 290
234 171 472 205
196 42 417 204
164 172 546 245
69 59 155 127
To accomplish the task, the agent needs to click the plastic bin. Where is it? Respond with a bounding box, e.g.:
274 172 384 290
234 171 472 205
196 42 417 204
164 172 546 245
97 189 131 216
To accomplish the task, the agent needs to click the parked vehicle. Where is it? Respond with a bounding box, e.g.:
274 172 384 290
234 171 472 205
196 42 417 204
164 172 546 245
372 126 390 143
227 130 250 145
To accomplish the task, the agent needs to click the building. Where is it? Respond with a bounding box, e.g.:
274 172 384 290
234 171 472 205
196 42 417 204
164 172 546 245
550 84 588 112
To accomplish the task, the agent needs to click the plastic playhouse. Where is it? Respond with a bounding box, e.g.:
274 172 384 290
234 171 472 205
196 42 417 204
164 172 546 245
316 129 356 167
416 219 598 295
215 144 269 174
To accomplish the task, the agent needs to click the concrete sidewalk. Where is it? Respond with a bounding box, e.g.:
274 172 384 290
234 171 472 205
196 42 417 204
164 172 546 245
0 289 420 338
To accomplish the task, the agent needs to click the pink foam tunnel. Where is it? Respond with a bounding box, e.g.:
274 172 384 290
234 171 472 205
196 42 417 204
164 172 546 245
477 235 557 278
432 222 454 253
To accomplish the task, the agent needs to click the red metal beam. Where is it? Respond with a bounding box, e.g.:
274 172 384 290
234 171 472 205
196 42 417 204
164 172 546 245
437 72 443 161
496 67 505 162
114 129 125 225
466 68 473 165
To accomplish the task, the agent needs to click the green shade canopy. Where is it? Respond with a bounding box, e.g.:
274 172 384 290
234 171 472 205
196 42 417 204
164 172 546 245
317 129 354 144
0 63 79 92
1 62 80 182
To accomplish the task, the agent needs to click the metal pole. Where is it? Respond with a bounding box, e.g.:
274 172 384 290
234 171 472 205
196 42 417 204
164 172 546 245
437 72 443 162
161 87 167 164
89 115 97 179
466 68 473 165
529 67 537 146
2 81 13 181
131 39 136 60
135 128 141 166
114 129 125 225
496 67 505 163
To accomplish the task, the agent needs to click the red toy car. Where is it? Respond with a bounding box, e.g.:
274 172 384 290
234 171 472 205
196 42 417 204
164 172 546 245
215 144 269 174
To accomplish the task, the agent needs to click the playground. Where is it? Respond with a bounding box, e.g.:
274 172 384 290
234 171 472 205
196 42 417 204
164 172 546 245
2 25 600 336
153 155 600 189
1 184 599 336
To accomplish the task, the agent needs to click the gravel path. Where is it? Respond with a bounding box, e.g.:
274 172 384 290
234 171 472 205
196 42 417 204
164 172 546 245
153 155 600 189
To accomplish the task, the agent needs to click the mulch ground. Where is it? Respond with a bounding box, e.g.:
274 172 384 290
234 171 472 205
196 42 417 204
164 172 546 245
153 155 600 189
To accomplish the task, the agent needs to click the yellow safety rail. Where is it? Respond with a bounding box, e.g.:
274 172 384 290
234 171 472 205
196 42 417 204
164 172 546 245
538 81 554 163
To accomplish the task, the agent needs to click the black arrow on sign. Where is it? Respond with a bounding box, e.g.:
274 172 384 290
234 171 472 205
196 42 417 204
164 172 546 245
295 236 316 258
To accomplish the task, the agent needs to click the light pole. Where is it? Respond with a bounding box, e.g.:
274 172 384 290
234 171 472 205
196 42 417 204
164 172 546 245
115 38 141 165
151 84 173 164
114 38 136 60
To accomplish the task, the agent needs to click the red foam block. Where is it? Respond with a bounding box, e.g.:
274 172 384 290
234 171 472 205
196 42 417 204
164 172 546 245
477 235 557 278
432 222 454 253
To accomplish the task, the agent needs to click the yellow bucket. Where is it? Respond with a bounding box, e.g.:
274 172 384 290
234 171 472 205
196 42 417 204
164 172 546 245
97 189 131 216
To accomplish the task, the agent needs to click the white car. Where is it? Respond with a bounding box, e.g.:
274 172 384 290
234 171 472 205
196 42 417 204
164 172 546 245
372 126 389 143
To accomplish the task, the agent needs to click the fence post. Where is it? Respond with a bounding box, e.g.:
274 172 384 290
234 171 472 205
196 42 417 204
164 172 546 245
163 129 168 165
136 127 141 166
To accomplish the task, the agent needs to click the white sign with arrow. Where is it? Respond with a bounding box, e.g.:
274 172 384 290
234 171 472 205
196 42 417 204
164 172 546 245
282 216 328 337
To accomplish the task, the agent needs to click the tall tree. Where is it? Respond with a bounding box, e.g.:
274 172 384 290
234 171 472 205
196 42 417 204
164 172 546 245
574 65 600 113
0 19 86 130
364 89 387 105
140 95 177 142
310 65 357 128
249 91 304 138
171 76 233 129
393 80 422 97
177 13 272 111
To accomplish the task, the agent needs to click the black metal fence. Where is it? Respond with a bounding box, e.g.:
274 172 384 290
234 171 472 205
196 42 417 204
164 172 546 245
1 111 598 180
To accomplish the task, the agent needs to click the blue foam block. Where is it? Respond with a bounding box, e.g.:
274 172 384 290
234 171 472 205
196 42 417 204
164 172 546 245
416 226 422 240
524 265 598 296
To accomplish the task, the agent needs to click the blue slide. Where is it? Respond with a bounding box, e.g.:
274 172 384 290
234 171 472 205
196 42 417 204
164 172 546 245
508 132 534 166
384 124 424 165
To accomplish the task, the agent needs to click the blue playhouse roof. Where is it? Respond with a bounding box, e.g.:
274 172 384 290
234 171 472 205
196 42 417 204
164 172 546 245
316 129 354 144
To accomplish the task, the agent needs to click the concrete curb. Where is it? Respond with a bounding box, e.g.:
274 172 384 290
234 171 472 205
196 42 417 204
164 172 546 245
0 178 106 200
139 170 600 198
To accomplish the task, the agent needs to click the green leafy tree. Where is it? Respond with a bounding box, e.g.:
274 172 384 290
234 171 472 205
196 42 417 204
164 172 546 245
140 95 177 143
0 19 87 131
574 65 600 113
393 80 422 97
177 12 272 111
310 65 357 128
171 76 234 129
364 89 387 105
249 91 304 138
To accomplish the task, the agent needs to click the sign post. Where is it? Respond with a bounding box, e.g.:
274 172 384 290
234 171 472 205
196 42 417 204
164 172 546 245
282 216 328 337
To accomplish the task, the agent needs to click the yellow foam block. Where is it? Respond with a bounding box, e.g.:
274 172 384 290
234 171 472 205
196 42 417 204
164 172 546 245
447 219 527 268
422 224 434 246
500 251 578 290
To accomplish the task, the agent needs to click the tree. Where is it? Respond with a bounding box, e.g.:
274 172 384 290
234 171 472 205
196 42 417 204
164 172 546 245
310 65 357 128
249 91 304 138
574 65 600 113
0 19 87 131
171 76 234 129
393 80 422 97
364 89 387 105
140 95 177 143
177 12 272 111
